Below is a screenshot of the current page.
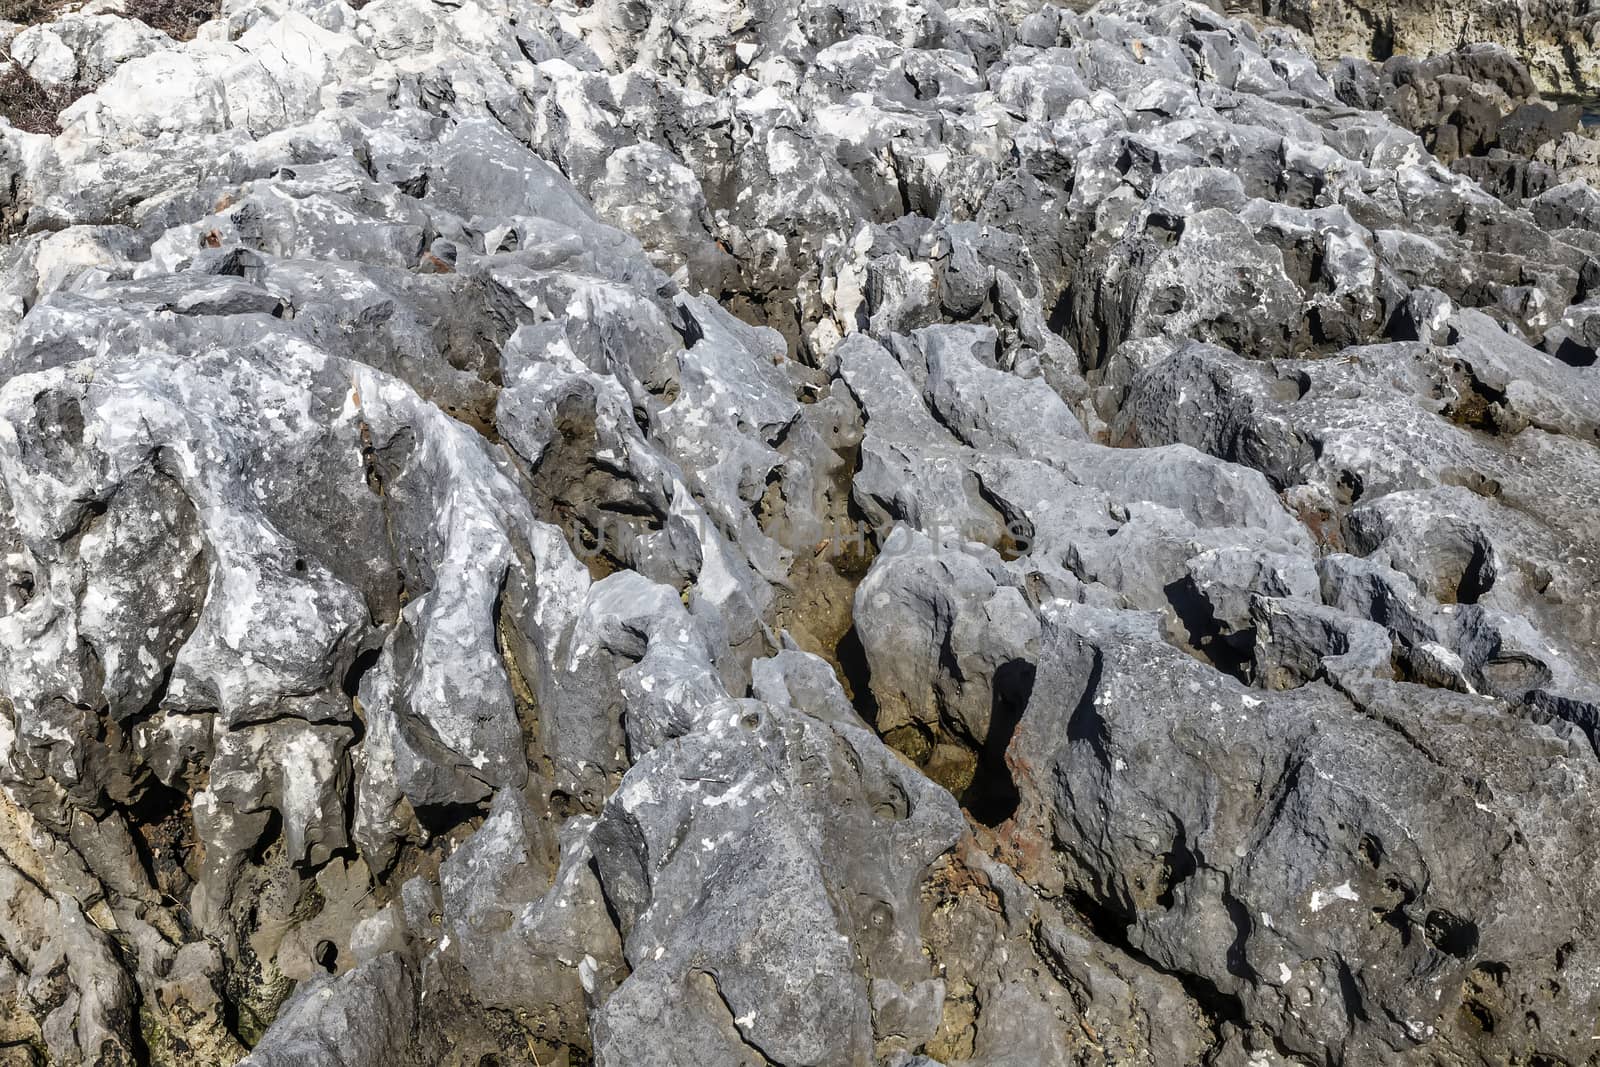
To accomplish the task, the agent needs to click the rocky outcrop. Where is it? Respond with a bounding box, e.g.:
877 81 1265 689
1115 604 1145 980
1260 0 1600 96
3 0 1600 1064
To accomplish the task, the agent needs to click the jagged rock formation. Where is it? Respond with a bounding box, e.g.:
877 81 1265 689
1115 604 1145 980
2 0 1600 1064
1257 0 1600 96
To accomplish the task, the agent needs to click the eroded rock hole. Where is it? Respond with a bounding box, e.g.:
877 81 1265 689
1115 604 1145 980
313 940 338 972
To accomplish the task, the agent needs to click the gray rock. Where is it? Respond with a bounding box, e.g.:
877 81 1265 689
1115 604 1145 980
589 700 963 1066
1011 600 1600 1066
2 0 1600 1063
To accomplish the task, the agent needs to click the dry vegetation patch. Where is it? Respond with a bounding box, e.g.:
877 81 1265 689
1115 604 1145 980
123 0 218 39
0 61 81 133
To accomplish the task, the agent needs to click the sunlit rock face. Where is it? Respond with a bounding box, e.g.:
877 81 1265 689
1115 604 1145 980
1260 0 1600 96
3 0 1600 1063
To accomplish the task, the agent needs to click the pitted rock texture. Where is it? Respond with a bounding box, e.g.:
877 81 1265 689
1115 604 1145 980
1257 0 1600 96
3 0 1600 1065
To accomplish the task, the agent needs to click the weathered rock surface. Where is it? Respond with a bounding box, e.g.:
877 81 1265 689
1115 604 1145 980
1261 0 1600 96
3 0 1600 1064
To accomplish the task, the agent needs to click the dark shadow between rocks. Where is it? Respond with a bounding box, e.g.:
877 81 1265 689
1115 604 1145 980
961 659 1033 827
1164 576 1254 682
834 622 879 727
